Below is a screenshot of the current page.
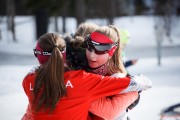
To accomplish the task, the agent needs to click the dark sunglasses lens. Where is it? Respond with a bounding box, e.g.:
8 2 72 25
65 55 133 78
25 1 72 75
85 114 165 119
85 36 113 54
86 41 112 54
94 50 107 54
94 44 112 52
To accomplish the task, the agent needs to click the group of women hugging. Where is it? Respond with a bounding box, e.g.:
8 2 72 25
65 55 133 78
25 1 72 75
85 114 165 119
22 22 152 120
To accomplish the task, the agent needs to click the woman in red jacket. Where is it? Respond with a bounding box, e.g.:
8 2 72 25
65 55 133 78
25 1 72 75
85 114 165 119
69 23 147 120
85 26 137 120
22 33 151 120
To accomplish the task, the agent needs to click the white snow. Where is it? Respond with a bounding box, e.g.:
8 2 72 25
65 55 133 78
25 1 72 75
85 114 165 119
0 16 180 120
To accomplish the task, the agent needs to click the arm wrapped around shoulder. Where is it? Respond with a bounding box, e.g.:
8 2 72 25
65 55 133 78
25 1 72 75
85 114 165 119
121 74 152 93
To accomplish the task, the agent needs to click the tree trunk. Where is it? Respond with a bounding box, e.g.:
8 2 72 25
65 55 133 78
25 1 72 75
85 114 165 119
107 0 115 25
75 0 85 27
154 16 164 66
54 16 59 32
35 9 48 39
6 0 16 42
62 16 66 33
61 1 70 33
157 40 161 66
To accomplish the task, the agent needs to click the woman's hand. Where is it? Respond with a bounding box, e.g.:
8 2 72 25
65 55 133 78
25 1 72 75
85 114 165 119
121 74 152 93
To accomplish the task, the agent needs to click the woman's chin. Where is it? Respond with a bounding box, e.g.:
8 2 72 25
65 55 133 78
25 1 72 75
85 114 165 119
89 64 97 68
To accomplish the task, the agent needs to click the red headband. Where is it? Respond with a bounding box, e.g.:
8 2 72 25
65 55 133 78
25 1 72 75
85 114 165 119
90 32 114 44
35 42 67 64
35 42 50 64
90 32 117 56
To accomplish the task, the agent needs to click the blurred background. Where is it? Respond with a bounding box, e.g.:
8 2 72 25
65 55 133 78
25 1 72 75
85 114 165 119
0 0 180 120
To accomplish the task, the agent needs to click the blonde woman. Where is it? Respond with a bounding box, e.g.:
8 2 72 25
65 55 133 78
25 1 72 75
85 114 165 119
68 23 150 120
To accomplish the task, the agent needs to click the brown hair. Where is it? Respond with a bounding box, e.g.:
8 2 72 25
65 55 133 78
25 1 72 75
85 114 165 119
95 25 127 75
73 22 99 48
33 33 66 113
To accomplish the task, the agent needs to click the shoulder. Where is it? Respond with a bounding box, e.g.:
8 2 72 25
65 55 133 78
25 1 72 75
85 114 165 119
23 66 38 82
22 68 36 94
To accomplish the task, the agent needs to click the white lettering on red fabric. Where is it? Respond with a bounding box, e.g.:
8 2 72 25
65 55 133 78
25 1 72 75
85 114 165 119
30 83 34 90
29 81 74 90
66 80 74 88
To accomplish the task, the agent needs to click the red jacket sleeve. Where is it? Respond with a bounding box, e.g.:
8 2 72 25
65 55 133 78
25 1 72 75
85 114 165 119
89 92 138 120
79 70 131 100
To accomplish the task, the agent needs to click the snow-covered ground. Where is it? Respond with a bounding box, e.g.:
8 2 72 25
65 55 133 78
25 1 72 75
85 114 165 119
0 16 180 120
